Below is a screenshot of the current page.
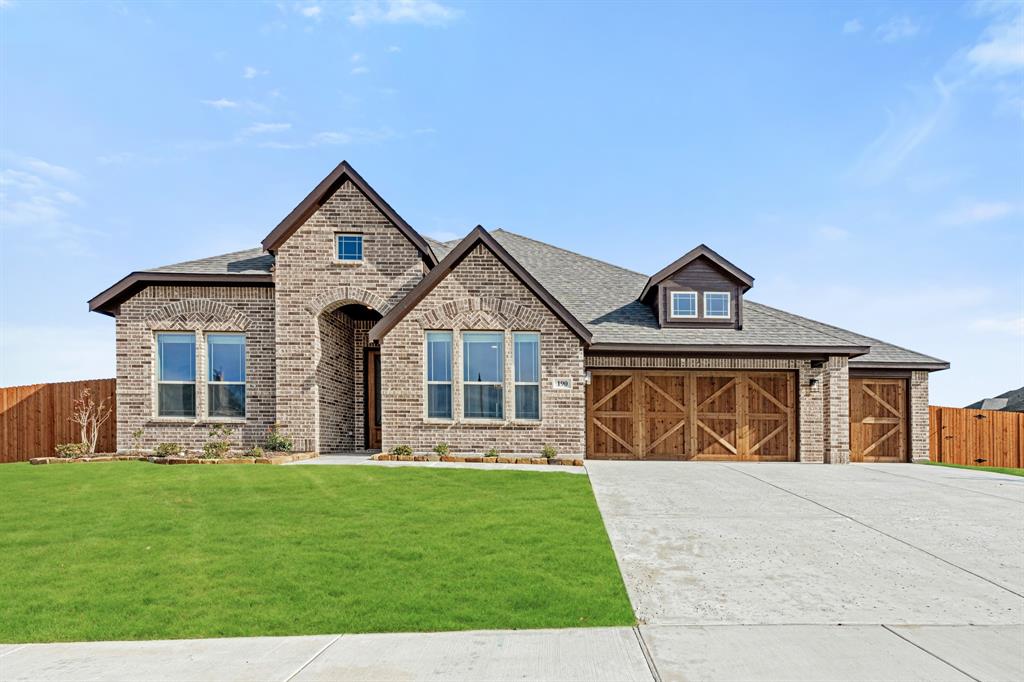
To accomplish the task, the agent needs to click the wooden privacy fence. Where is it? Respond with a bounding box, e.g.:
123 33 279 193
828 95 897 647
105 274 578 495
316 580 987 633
930 406 1024 469
0 379 116 463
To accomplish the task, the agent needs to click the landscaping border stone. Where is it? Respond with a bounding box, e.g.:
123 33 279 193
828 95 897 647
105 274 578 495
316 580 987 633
371 453 584 467
30 452 319 466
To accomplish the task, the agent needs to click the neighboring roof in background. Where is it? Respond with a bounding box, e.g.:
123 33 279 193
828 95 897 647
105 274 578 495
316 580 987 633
966 387 1024 412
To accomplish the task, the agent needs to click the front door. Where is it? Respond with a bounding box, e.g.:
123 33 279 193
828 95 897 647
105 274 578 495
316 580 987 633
365 349 382 450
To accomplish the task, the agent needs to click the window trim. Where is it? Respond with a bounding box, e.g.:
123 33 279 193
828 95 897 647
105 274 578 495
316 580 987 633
154 331 197 419
703 291 731 319
462 330 505 421
424 330 453 421
335 233 364 263
669 291 698 319
206 332 247 420
513 331 541 421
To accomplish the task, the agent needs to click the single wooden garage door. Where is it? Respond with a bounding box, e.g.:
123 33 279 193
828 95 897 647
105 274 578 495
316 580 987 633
849 377 907 462
587 370 797 460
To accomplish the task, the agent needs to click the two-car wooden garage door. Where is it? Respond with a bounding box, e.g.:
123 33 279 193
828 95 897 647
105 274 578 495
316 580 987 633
587 370 797 461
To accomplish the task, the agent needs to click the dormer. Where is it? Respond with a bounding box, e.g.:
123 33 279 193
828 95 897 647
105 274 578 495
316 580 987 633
639 244 754 330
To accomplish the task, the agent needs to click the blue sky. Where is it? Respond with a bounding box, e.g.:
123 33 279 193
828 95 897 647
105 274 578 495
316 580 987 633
1 0 1021 406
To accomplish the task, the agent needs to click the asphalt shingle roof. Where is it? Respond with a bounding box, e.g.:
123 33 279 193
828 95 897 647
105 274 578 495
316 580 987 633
141 232 945 368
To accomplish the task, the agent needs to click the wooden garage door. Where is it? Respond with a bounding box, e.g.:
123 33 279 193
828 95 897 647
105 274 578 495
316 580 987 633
588 370 797 461
849 377 907 462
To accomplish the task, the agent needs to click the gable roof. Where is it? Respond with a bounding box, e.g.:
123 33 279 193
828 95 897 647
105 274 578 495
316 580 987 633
640 243 754 301
483 230 947 368
88 247 274 316
261 161 437 266
368 226 593 345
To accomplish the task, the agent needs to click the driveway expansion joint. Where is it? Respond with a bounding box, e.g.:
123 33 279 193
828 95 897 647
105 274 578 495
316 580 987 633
880 625 982 682
632 626 662 682
282 633 341 682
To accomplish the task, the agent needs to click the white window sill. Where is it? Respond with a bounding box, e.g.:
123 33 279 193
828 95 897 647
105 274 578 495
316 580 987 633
147 417 248 425
333 260 364 266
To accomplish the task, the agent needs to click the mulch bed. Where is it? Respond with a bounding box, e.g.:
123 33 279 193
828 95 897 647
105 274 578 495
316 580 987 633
30 452 318 466
372 453 584 466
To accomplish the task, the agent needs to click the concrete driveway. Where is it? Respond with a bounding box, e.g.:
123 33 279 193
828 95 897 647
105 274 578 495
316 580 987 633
586 461 1024 681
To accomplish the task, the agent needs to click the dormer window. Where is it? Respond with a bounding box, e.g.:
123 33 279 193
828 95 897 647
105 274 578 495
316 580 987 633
704 292 730 319
670 292 697 318
336 234 363 262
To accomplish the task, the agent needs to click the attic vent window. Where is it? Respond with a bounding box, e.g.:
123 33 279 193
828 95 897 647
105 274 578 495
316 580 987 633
336 234 363 262
704 292 731 318
670 292 697 318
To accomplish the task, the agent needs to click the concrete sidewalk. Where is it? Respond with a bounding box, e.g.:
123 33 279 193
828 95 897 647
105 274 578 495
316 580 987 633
0 628 654 682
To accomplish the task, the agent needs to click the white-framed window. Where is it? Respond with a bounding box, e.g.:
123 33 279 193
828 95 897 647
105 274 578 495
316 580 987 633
156 332 196 417
207 333 246 418
463 331 504 419
513 332 541 420
336 234 363 262
704 292 731 318
425 331 453 419
670 291 697 318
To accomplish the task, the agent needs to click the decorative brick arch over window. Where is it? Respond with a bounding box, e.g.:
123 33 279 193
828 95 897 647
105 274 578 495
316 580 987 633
416 297 545 330
145 299 251 331
306 286 392 317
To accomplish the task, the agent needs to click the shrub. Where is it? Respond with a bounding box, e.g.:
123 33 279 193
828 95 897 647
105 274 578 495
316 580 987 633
433 442 450 456
202 424 234 459
246 445 265 458
540 444 557 459
264 423 294 452
391 445 413 457
130 428 145 455
68 387 113 454
55 442 87 458
485 447 500 458
154 442 183 458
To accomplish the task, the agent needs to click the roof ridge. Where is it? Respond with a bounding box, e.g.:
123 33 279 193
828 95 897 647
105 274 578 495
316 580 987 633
492 228 648 278
747 300 945 363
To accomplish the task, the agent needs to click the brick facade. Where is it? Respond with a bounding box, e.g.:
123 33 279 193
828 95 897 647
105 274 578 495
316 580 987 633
272 179 427 452
381 244 587 456
909 370 930 462
114 285 276 452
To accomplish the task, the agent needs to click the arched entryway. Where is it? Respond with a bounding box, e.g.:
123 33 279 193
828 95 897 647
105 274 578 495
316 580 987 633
313 295 386 454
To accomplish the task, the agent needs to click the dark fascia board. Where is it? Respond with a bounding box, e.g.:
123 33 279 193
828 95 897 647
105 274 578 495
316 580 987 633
261 160 437 266
588 342 870 358
369 226 593 345
88 272 273 317
639 243 754 302
850 360 950 372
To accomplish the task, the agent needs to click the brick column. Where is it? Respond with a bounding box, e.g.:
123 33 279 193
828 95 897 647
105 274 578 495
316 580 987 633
797 359 824 462
822 356 850 464
909 371 930 462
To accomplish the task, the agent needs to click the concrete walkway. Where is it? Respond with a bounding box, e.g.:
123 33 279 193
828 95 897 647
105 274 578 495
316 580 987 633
0 627 653 682
586 461 1024 681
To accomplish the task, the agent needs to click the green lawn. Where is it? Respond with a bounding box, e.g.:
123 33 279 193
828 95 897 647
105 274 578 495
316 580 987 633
920 460 1024 477
0 463 634 643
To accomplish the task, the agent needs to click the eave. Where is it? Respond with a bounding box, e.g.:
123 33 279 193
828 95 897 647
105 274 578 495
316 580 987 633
88 272 273 317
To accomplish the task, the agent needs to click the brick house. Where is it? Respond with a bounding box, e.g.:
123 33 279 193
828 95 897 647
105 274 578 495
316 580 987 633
90 162 948 463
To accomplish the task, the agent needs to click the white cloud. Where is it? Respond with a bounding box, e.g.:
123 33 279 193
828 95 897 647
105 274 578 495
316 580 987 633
15 156 79 182
970 317 1024 336
350 52 364 63
842 19 863 34
299 3 322 19
387 45 401 52
876 16 920 43
0 1 14 9
243 66 269 79
816 225 849 240
939 200 1017 225
241 122 292 135
966 8 1024 74
351 65 370 75
202 98 239 109
349 0 461 27
847 77 954 184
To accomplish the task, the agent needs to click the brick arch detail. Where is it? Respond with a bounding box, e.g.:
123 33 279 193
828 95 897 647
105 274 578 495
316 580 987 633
145 299 251 331
416 297 545 330
306 286 392 317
